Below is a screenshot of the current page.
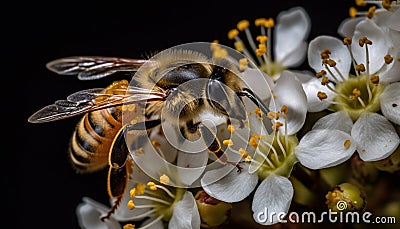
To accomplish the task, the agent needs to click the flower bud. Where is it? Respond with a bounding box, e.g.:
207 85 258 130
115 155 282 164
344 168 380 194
195 190 232 228
351 154 379 183
373 148 400 173
325 183 366 212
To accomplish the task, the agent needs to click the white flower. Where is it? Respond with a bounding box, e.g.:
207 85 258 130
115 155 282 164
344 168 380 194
201 71 355 225
226 7 311 81
76 197 122 229
303 19 400 163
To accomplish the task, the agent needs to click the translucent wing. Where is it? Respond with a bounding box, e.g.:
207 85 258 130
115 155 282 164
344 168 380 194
46 56 149 80
28 86 166 123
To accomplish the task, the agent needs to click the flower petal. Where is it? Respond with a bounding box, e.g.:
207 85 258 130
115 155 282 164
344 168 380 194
387 8 400 31
241 68 274 101
351 112 400 161
169 191 201 229
380 51 400 83
312 111 353 134
141 217 164 229
252 174 294 225
176 151 208 186
308 36 351 82
76 197 121 229
337 17 364 38
380 82 400 125
296 129 355 169
352 19 390 74
274 7 311 67
201 164 258 202
270 71 307 135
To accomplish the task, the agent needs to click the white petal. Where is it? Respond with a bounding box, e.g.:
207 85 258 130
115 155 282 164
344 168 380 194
76 197 121 229
279 42 309 67
296 129 355 169
271 71 307 135
337 17 364 37
176 151 208 186
201 164 258 202
295 71 335 112
274 7 311 66
169 191 201 229
312 111 353 134
241 68 274 101
308 36 351 82
141 217 164 229
252 174 294 225
351 112 400 161
387 8 400 31
352 20 390 74
380 82 400 125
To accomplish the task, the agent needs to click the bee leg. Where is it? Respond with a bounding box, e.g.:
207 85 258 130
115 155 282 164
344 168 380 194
193 121 242 173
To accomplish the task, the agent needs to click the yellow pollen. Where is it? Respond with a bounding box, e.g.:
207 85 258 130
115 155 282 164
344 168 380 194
239 148 249 158
227 124 235 134
316 70 327 78
123 224 135 229
331 192 337 198
280 105 288 114
151 140 160 147
210 40 219 50
228 29 239 40
356 0 367 6
249 135 259 147
317 91 328 101
256 35 268 43
223 139 234 146
135 183 146 195
320 48 331 59
370 75 380 84
326 59 336 67
349 7 358 18
267 111 280 120
234 41 244 52
255 18 267 26
256 43 267 56
355 64 366 72
382 0 393 10
239 58 248 71
254 107 263 116
264 18 275 28
160 174 170 185
147 182 157 191
343 37 352 45
245 155 252 162
384 54 394 64
213 47 228 58
359 37 372 47
352 88 361 97
237 20 250 31
366 6 377 19
321 76 330 86
130 188 136 198
344 139 351 149
127 200 135 210
273 122 283 131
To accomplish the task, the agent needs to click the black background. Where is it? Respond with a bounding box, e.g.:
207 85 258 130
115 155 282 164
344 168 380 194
7 1 354 228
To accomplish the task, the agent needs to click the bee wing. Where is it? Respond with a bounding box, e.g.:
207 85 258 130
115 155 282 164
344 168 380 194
46 56 149 80
28 86 166 123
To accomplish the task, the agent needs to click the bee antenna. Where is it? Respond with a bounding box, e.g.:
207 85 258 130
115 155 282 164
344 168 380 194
238 88 270 114
100 196 122 221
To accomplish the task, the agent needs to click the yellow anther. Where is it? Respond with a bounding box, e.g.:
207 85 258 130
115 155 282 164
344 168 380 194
223 139 234 146
352 88 361 97
239 148 248 158
349 7 358 18
356 0 367 6
316 70 327 78
134 147 144 156
355 64 366 72
227 124 235 134
264 18 275 28
317 91 328 101
160 174 170 185
210 40 219 50
249 135 259 148
384 54 394 64
147 182 157 191
228 29 239 40
256 43 267 56
359 36 372 47
234 41 244 52
280 105 288 114
366 6 376 19
151 140 160 147
127 200 135 210
273 122 283 131
255 18 267 26
320 48 331 59
130 188 136 198
331 192 337 198
267 111 280 120
344 139 351 149
245 155 252 162
213 48 228 58
343 37 352 45
326 59 336 67
256 35 268 43
135 183 146 195
370 75 380 84
239 58 248 71
237 20 250 31
254 107 263 116
123 224 135 229
321 76 330 86
382 0 393 10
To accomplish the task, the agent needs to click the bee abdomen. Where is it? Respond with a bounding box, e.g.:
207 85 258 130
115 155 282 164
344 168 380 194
69 107 123 173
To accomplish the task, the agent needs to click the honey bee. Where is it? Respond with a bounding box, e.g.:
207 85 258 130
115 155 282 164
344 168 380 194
28 47 270 220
